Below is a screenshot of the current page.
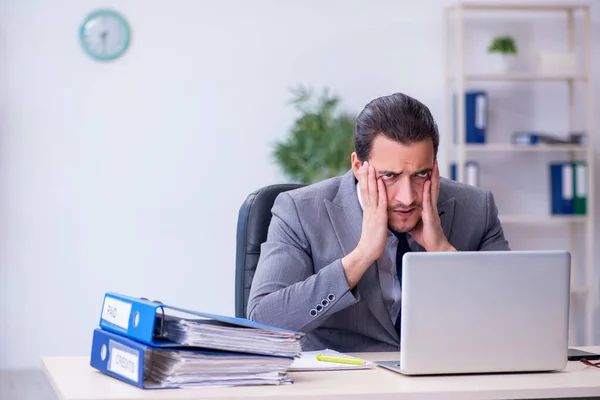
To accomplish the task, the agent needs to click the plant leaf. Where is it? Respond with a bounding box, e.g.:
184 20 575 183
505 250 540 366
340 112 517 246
273 86 355 184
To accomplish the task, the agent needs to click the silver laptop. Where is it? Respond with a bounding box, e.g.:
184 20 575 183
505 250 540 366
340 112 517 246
376 250 571 375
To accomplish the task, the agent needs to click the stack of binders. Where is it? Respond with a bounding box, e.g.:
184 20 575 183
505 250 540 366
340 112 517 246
89 292 304 389
549 161 587 215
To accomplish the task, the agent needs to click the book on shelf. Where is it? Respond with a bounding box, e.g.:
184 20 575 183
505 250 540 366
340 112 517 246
449 161 480 187
550 161 587 215
453 90 488 144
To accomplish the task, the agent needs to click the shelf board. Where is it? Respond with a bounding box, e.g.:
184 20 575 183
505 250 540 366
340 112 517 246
458 144 587 152
499 215 588 224
447 73 587 82
447 3 589 12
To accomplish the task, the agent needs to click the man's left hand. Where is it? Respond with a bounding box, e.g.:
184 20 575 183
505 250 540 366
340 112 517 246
408 160 456 252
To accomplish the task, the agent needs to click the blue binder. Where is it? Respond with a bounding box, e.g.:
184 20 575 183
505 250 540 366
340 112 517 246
573 161 587 215
550 163 574 214
453 91 488 144
90 327 157 389
98 292 302 348
449 161 479 187
466 91 487 143
89 328 292 389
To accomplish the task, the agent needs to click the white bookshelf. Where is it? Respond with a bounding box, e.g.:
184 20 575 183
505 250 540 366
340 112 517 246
465 144 587 152
444 3 595 345
451 3 588 12
499 214 588 224
447 73 588 81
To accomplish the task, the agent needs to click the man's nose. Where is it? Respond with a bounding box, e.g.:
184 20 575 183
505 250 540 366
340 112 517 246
392 177 417 207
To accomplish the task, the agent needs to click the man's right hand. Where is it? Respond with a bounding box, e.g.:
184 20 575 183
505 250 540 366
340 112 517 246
341 161 389 289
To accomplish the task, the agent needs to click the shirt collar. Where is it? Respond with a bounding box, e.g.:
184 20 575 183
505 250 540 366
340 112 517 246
356 182 364 210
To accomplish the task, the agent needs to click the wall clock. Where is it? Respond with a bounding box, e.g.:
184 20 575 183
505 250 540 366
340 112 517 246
79 9 131 61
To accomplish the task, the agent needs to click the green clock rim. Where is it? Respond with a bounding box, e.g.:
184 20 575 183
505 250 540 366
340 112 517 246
79 8 131 61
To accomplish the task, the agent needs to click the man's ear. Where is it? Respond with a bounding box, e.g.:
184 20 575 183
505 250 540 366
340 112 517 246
351 152 362 180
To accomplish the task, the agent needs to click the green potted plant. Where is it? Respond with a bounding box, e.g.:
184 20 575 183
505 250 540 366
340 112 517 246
488 35 518 73
273 86 355 184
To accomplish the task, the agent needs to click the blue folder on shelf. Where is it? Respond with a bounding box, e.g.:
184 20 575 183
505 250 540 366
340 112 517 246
453 90 488 144
573 161 587 215
550 162 574 215
449 161 479 187
98 292 303 357
89 328 294 389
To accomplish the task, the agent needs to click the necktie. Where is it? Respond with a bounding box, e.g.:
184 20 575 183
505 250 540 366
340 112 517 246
394 232 411 335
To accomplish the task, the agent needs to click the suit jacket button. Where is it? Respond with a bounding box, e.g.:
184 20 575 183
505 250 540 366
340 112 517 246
316 304 323 312
327 294 335 301
309 309 318 317
321 299 329 307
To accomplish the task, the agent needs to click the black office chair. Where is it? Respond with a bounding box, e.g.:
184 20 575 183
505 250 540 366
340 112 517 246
235 183 305 318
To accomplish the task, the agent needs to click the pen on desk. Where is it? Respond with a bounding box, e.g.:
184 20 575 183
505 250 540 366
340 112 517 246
316 354 366 365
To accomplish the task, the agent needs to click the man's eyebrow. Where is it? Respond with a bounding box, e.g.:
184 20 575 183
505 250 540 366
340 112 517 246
376 169 401 175
376 168 433 176
415 168 433 175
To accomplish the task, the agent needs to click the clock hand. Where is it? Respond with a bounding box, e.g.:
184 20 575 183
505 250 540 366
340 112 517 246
100 30 108 54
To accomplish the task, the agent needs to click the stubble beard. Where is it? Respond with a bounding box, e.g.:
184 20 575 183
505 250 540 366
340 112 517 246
388 212 422 234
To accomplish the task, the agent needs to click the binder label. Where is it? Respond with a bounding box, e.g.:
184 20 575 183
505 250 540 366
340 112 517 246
102 296 132 330
576 164 587 197
466 162 479 187
475 94 487 129
562 164 573 200
108 341 139 383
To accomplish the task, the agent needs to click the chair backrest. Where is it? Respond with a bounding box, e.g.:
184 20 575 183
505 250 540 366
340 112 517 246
235 184 305 318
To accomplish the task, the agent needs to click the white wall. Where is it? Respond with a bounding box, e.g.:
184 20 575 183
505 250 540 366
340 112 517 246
0 0 598 369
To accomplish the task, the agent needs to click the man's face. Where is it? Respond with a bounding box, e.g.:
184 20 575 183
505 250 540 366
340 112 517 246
352 135 434 233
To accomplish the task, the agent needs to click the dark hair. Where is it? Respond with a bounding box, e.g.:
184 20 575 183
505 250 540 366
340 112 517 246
354 92 439 161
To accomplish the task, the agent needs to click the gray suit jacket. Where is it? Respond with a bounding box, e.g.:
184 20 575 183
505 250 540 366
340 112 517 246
247 170 510 352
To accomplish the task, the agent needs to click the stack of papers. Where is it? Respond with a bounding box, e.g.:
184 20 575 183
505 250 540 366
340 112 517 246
144 348 292 388
290 349 374 371
91 292 306 389
162 316 303 358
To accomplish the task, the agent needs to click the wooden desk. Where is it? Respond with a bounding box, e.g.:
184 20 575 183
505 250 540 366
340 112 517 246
43 347 600 400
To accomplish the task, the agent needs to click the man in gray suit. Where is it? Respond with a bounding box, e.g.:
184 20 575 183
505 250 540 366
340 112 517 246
248 92 510 352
